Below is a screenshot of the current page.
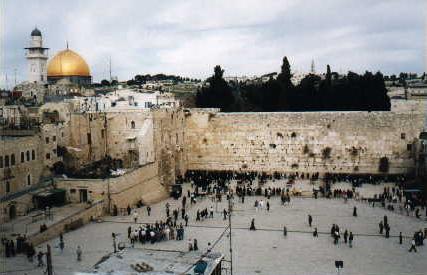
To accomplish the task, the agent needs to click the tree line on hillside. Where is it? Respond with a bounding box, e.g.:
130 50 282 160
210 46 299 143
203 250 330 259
196 57 391 112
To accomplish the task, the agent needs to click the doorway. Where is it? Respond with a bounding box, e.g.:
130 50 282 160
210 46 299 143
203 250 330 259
79 189 88 203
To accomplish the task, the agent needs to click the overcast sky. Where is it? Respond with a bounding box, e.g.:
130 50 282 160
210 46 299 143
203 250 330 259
1 0 426 85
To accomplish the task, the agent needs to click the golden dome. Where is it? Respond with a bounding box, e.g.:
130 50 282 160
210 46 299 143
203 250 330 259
47 49 90 77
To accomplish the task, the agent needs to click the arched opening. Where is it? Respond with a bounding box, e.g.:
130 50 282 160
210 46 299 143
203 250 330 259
9 205 16 220
131 121 135 129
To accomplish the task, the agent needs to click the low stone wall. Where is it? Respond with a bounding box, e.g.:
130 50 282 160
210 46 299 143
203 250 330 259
28 200 104 247
56 163 169 211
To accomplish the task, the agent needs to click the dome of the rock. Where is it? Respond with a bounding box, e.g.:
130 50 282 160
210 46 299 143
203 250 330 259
47 48 91 85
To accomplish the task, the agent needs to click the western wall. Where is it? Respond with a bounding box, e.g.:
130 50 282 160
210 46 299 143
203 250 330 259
184 101 426 176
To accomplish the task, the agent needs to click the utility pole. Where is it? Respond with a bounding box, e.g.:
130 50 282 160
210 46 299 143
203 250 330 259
228 193 233 275
46 244 53 275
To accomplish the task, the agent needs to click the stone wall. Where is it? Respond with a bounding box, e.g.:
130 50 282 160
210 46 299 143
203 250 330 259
56 163 168 211
184 109 425 175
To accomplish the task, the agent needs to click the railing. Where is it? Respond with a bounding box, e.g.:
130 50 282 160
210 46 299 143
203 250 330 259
0 178 53 203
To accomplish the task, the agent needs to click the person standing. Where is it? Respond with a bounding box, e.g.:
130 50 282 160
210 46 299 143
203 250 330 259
147 206 151 216
133 211 138 223
209 206 214 218
266 201 270 211
59 235 64 253
308 215 313 227
76 246 82 261
379 221 384 234
37 251 44 267
283 226 288 237
343 230 348 244
353 206 357 217
399 232 403 245
184 214 189 226
313 228 318 237
385 224 390 238
349 232 354 248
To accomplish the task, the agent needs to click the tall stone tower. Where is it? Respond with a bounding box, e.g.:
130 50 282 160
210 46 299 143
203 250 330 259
25 28 49 83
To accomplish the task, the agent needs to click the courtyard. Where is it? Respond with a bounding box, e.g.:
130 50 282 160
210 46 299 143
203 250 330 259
1 180 426 275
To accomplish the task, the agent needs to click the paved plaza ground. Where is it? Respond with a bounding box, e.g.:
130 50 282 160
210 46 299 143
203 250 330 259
1 181 426 275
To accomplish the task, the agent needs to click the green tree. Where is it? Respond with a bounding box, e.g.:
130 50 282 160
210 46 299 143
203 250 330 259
101 79 110 86
195 65 235 112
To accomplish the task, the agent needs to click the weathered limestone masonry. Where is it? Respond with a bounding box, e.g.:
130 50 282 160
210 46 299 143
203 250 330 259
152 108 186 188
184 106 425 176
56 162 169 210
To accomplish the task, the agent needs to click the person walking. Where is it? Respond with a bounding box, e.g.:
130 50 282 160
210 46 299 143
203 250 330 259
59 233 64 252
250 218 256 230
147 206 151 216
223 209 227 220
399 232 403 245
408 238 417 252
283 226 288 237
308 215 313 227
343 230 348 244
353 206 357 217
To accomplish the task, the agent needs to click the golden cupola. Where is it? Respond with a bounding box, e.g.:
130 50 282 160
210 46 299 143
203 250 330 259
47 47 91 85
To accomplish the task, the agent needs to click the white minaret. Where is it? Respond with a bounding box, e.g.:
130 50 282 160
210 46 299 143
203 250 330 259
25 27 48 83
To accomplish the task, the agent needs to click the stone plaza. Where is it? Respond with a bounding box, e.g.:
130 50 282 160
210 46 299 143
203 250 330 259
2 180 426 275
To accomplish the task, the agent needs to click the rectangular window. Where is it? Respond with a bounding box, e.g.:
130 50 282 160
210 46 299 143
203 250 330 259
0 156 3 168
32 150 36 160
5 155 9 167
27 174 31 186
11 154 15 166
26 151 30 161
401 133 406 140
45 137 49 144
21 152 25 163
53 136 56 142
87 133 92 144
407 144 413 151
6 181 10 193
46 153 51 160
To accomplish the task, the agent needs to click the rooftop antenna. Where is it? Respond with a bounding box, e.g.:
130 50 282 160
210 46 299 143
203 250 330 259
109 56 112 82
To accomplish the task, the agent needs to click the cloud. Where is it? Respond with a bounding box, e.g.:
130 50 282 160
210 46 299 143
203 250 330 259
1 0 425 88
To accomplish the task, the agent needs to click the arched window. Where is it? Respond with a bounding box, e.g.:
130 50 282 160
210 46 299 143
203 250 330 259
27 174 31 186
5 155 9 167
21 152 25 163
32 150 36 160
10 154 15 166
26 151 30 161
131 121 135 129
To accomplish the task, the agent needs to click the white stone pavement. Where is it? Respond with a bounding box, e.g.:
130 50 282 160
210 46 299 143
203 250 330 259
1 181 426 275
